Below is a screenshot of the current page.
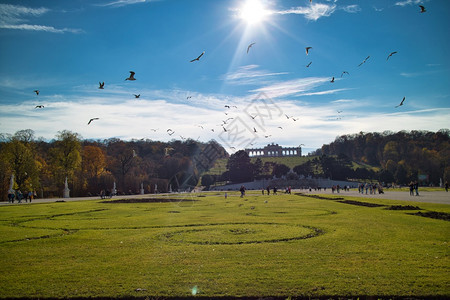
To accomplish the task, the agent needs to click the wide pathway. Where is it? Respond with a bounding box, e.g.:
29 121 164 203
1 189 449 205
299 188 450 205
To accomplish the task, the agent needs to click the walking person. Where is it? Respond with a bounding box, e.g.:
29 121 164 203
414 181 419 196
409 181 414 196
239 185 246 198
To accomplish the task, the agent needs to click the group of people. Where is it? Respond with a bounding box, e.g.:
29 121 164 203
7 190 36 203
358 182 384 195
409 181 420 196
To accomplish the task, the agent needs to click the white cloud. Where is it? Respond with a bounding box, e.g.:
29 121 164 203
395 0 422 7
223 65 289 86
0 24 82 33
0 4 81 33
274 3 337 21
251 77 332 98
342 5 361 13
96 0 156 7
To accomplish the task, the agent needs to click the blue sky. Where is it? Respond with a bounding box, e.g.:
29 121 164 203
0 0 449 154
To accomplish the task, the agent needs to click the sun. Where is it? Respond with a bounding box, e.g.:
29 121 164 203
238 0 270 25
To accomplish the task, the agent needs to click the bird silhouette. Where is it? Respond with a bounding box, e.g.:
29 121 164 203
250 115 257 119
247 42 256 53
150 128 158 132
292 117 298 121
306 61 312 68
190 51 205 62
35 105 44 109
330 77 335 83
305 47 312 55
134 94 140 98
98 82 105 89
419 5 426 13
167 129 175 136
187 96 192 99
285 114 290 119
341 71 349 77
222 126 227 132
358 56 370 67
387 51 397 61
88 118 99 125
337 110 343 113
225 105 230 108
278 126 283 129
197 125 204 129
34 90 39 95
253 127 257 133
395 97 406 108
125 71 136 81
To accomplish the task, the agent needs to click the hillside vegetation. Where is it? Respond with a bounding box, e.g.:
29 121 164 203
319 130 450 185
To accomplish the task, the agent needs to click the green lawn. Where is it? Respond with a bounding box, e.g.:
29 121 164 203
0 192 449 298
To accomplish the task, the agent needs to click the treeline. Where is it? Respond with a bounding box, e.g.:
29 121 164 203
315 129 450 185
0 129 227 199
202 150 384 187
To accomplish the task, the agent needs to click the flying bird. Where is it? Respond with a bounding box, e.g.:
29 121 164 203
88 118 99 125
247 42 256 54
197 125 204 129
225 105 230 108
278 126 283 129
305 47 312 55
125 71 136 81
419 5 426 13
190 51 205 62
253 127 257 133
150 128 158 132
341 71 349 77
187 96 192 99
386 51 398 61
167 129 175 136
358 56 370 67
250 115 257 119
222 126 227 132
337 110 343 113
285 114 290 119
98 82 105 89
306 61 312 68
34 90 39 95
264 135 272 138
134 94 140 98
330 77 335 83
292 117 298 121
35 105 44 109
395 97 406 108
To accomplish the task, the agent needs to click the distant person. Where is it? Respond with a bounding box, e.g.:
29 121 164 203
266 186 270 195
409 181 414 196
445 181 449 192
261 188 264 195
273 186 277 195
414 181 419 196
7 192 14 203
239 185 246 198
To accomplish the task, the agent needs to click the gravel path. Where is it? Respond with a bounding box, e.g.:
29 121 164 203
299 189 450 205
1 189 449 206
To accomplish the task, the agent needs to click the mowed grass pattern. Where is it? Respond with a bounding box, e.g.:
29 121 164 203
0 192 449 298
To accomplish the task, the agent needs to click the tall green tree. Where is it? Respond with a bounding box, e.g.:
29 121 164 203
49 130 82 188
226 150 254 183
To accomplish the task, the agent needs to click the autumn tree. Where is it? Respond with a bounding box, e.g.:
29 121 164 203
49 130 82 192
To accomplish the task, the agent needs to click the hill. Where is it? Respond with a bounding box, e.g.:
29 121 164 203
320 129 450 185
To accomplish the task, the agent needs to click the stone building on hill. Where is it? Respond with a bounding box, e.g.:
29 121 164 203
244 143 302 157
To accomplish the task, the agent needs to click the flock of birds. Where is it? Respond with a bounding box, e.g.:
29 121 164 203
30 4 428 150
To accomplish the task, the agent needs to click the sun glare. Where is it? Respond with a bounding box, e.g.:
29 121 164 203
239 0 269 25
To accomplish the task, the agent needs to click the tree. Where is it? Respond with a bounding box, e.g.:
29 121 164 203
226 150 254 183
201 174 215 189
82 145 107 194
272 163 290 178
0 138 39 192
49 130 82 184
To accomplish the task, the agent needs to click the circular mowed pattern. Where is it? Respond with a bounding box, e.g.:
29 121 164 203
159 223 323 245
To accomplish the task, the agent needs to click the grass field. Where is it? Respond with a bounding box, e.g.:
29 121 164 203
0 192 449 299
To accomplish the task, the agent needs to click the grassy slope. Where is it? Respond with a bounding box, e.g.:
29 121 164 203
0 193 448 298
206 156 316 175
